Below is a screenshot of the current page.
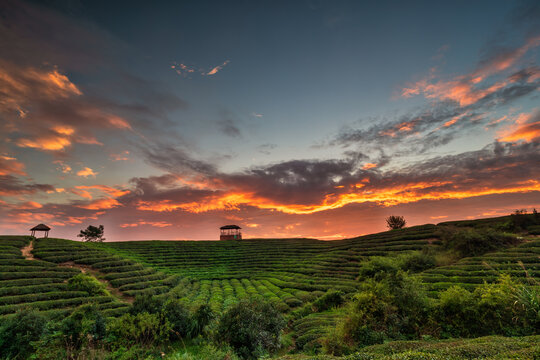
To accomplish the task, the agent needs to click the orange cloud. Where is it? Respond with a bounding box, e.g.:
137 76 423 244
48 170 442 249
499 121 540 142
120 221 172 228
76 167 98 178
401 35 540 107
0 155 26 176
472 35 540 80
206 60 230 76
5 211 55 224
135 180 540 215
53 160 72 174
17 135 72 151
107 115 132 130
110 151 130 161
77 197 122 210
75 185 130 198
362 163 377 170
404 78 508 107
0 61 81 116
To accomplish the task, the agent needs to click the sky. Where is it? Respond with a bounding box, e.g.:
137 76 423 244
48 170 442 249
0 0 539 240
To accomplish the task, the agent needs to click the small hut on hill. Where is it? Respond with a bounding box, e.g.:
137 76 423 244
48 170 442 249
220 225 242 240
30 224 50 238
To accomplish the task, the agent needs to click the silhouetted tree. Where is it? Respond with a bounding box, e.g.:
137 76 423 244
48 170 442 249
386 215 406 230
78 225 105 242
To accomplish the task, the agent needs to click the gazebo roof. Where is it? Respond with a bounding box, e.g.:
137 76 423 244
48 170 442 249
220 224 241 230
30 224 51 231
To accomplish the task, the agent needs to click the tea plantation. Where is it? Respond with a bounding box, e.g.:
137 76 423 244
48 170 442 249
0 213 539 359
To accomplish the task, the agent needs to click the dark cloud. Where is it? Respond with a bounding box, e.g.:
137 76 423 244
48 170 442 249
140 143 218 176
218 118 242 138
0 175 55 196
257 143 277 155
217 110 242 138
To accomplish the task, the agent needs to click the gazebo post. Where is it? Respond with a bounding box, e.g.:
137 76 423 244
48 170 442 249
29 224 51 238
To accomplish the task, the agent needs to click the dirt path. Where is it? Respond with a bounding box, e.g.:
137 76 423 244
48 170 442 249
20 242 133 304
21 240 35 260
59 261 134 303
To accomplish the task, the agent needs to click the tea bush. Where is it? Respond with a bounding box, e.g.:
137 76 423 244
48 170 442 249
215 299 286 359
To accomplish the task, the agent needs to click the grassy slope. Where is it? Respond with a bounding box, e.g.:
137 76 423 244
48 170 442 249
1 215 539 358
274 335 540 359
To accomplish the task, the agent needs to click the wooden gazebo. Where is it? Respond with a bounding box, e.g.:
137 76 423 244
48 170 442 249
220 225 242 240
30 224 50 238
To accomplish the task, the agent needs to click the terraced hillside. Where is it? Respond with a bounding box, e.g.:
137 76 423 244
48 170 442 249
0 236 183 318
421 236 540 292
0 236 125 318
33 238 181 298
98 224 439 312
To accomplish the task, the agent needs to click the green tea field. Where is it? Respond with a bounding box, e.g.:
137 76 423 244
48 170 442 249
0 214 539 359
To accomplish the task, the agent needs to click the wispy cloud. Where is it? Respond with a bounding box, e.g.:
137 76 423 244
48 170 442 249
171 60 230 78
498 109 540 142
401 35 540 107
205 60 230 76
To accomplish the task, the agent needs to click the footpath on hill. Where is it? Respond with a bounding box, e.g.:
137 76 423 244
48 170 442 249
20 240 134 303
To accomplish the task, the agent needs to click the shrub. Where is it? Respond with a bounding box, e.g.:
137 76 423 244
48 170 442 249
61 304 107 350
169 344 240 360
327 271 430 353
473 274 524 336
162 298 192 339
129 293 164 315
190 304 214 338
440 227 518 257
107 312 171 347
215 300 286 359
312 290 345 312
401 251 436 272
435 286 478 337
0 308 47 359
358 256 400 281
67 273 108 296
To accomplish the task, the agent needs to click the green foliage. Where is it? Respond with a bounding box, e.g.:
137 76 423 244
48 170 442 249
60 304 107 350
312 290 345 312
358 256 400 281
386 215 407 230
440 226 518 257
169 344 240 360
190 304 214 337
401 251 436 272
67 273 108 296
326 271 430 354
435 285 478 337
215 299 286 359
0 308 47 359
107 312 171 347
509 209 540 231
358 252 435 281
130 293 164 315
78 224 106 242
163 298 192 339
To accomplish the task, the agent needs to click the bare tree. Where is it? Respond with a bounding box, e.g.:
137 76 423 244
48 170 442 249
386 215 406 230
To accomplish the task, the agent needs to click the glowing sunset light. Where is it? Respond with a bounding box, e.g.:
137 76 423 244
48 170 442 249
0 1 539 240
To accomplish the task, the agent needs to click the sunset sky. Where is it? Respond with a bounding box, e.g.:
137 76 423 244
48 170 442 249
1 0 539 240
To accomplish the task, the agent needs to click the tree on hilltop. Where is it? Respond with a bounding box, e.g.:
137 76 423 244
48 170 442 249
78 225 105 242
386 215 406 230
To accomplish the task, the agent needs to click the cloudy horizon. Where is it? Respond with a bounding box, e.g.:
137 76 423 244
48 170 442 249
1 0 539 240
